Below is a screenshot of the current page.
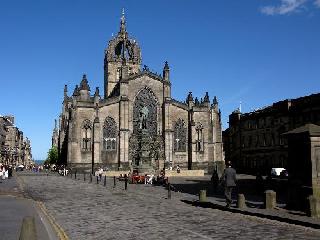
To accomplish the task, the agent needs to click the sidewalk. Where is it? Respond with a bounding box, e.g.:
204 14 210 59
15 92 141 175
168 175 320 229
0 173 57 240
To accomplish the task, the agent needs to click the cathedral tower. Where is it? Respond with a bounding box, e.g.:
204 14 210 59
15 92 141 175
104 10 142 98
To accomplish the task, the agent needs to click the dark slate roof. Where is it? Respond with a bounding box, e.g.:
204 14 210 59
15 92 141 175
283 124 320 136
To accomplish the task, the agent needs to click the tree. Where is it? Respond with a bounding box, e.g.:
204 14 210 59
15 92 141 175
46 146 58 165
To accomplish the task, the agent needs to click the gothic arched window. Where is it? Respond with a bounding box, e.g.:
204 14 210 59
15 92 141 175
174 119 187 152
103 117 117 151
82 120 92 151
195 123 204 152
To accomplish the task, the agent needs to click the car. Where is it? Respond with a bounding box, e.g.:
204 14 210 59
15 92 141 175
280 169 289 178
271 168 286 177
16 165 24 171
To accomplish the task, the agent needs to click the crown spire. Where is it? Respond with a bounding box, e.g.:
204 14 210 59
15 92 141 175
120 8 126 33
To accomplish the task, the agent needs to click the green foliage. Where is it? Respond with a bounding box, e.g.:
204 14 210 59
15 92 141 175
47 146 58 165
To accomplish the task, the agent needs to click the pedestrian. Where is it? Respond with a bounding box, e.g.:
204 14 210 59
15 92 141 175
221 161 237 208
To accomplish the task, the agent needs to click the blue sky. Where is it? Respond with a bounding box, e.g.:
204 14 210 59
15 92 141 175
1 0 319 160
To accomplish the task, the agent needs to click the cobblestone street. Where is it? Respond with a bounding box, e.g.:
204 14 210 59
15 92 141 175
18 172 320 240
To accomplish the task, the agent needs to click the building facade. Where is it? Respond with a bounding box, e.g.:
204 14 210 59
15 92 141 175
223 93 320 174
0 115 32 166
55 14 224 173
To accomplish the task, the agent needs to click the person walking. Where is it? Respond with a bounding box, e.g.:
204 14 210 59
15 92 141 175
221 161 237 208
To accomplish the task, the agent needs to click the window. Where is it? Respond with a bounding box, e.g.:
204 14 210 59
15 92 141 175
195 123 204 152
174 119 187 152
82 120 92 151
103 117 117 151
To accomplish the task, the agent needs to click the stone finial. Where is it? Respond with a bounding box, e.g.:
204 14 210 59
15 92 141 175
94 87 100 97
195 97 199 106
64 85 68 98
186 92 193 102
79 74 90 91
163 61 170 82
164 61 169 70
73 85 80 96
120 8 126 34
204 92 210 103
212 96 218 105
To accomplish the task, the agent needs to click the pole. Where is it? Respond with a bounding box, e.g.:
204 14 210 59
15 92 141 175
125 176 128 190
104 175 106 187
168 183 171 199
91 125 94 175
113 176 116 188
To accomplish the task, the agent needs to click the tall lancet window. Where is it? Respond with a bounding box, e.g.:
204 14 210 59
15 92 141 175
82 120 92 151
195 123 204 152
174 119 187 152
103 117 117 151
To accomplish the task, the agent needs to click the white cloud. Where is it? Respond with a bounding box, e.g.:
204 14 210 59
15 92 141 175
261 0 307 15
315 0 320 7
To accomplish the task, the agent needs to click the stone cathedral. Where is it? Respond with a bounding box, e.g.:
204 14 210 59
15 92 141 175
53 13 224 173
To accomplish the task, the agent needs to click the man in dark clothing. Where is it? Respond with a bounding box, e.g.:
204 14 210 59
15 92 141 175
221 161 237 208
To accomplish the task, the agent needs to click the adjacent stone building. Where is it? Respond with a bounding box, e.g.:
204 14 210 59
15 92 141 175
223 93 320 174
55 13 224 173
0 115 33 166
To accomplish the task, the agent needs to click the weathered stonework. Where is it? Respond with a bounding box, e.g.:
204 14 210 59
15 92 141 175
55 13 224 173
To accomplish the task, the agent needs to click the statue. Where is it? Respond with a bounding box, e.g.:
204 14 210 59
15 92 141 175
139 106 149 130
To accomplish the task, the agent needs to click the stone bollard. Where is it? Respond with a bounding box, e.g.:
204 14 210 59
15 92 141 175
19 216 37 240
309 195 320 218
168 183 171 199
265 190 276 209
104 176 106 187
237 194 246 209
113 176 116 188
199 190 207 203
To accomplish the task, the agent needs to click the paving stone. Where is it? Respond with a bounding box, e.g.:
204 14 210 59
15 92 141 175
17 172 320 240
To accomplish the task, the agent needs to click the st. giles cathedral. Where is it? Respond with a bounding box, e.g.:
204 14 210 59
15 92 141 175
52 12 224 173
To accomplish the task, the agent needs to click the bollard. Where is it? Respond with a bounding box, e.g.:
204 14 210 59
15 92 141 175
84 173 86 181
237 194 246 209
168 183 171 199
309 195 320 218
19 216 37 240
75 170 77 180
199 190 207 203
125 176 128 190
104 175 106 187
113 176 116 188
96 176 99 184
265 190 276 209
90 174 92 183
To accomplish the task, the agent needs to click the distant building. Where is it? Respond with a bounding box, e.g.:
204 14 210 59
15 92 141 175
0 115 33 166
223 93 320 174
54 13 224 173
